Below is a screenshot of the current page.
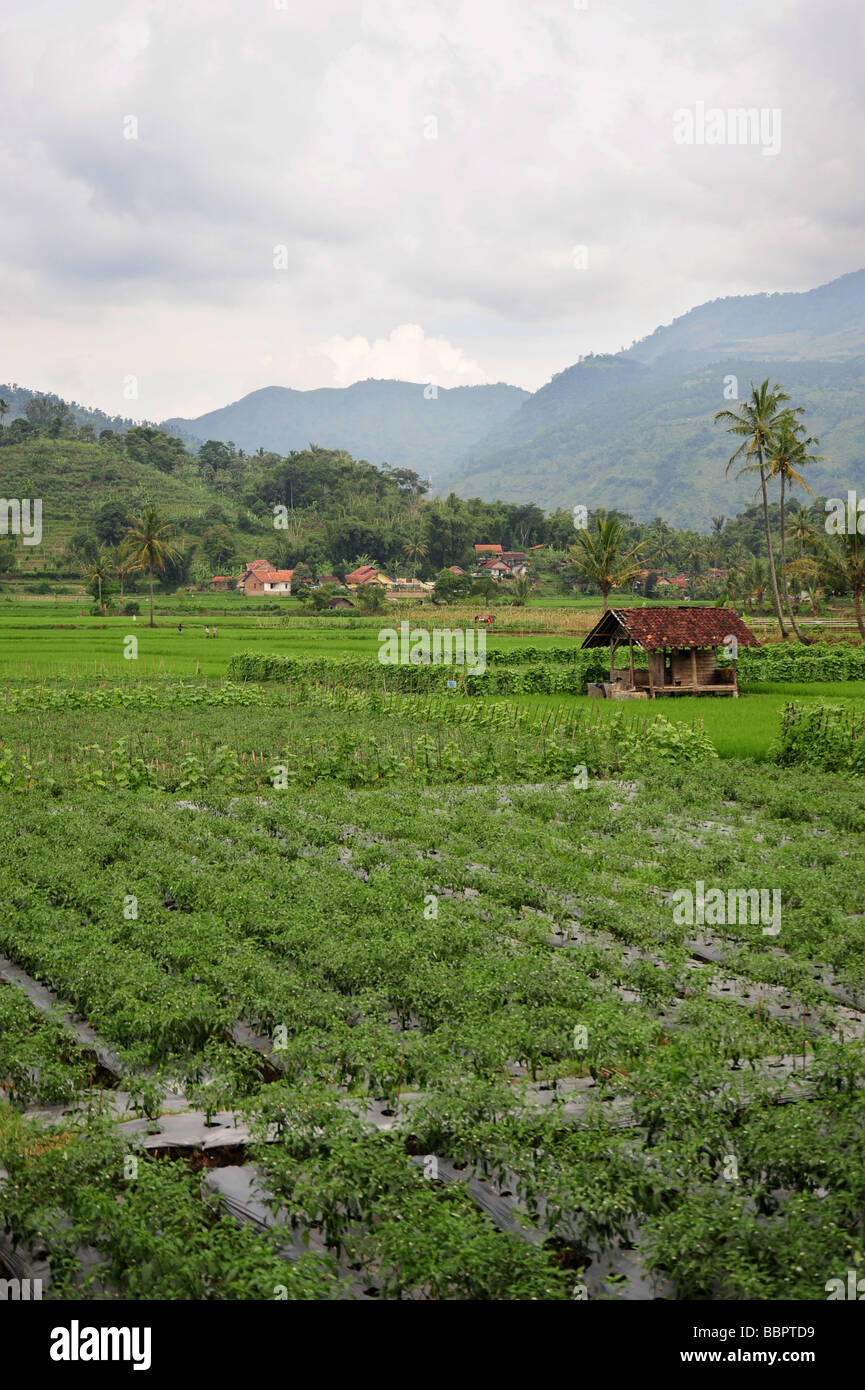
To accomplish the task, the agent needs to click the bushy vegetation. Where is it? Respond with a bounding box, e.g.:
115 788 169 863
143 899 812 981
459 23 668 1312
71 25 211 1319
1 730 864 1298
772 701 865 772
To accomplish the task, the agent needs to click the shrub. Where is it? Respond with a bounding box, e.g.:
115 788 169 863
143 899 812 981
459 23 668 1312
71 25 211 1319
772 701 865 772
737 642 865 683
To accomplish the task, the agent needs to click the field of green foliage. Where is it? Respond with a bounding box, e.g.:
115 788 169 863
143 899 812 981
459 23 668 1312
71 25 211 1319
1 625 864 1301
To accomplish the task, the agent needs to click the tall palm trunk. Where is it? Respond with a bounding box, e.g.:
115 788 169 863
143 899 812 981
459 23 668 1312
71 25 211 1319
758 451 786 636
854 587 865 641
148 569 155 627
778 473 806 642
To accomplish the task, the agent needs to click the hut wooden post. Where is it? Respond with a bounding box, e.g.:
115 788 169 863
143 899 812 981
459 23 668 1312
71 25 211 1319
628 639 635 689
690 647 698 691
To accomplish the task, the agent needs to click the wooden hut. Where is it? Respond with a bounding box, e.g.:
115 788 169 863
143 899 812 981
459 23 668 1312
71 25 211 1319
581 607 757 698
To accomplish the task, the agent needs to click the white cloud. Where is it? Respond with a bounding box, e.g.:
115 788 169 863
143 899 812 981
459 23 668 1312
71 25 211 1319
303 324 491 388
0 0 860 417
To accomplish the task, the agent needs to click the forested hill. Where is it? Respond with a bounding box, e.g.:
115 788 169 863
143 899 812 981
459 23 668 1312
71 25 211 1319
438 270 865 520
441 354 865 525
623 268 865 368
163 379 528 478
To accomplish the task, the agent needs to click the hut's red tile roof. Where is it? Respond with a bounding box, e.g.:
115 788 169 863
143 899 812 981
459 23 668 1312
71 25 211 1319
582 606 757 651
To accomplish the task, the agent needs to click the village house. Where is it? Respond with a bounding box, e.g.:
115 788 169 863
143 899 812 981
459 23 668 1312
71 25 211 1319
209 575 231 591
581 606 757 698
240 567 295 595
499 551 528 576
476 554 529 582
480 559 512 582
655 573 689 591
385 578 434 600
234 559 273 593
344 564 393 588
471 544 530 581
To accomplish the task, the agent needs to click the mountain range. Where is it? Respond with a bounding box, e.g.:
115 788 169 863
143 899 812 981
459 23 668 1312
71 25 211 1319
4 269 863 529
162 380 529 481
161 269 865 527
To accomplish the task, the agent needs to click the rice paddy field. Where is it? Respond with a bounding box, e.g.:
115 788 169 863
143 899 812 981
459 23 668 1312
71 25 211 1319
1 602 864 1308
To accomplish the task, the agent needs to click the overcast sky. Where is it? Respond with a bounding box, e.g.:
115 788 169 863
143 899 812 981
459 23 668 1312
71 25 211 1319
1 0 862 421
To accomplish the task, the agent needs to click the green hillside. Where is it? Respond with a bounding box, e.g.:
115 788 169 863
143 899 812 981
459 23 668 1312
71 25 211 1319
440 356 865 525
624 268 865 367
438 270 865 522
0 438 229 573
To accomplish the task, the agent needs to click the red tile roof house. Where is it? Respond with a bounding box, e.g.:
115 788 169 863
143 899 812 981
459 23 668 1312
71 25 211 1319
474 543 503 556
210 575 231 590
499 552 528 576
481 560 513 582
345 565 392 587
240 568 295 595
582 606 757 698
234 559 273 592
447 565 467 575
655 574 689 591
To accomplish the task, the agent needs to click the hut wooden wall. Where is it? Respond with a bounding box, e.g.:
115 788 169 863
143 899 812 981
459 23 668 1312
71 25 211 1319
671 648 716 684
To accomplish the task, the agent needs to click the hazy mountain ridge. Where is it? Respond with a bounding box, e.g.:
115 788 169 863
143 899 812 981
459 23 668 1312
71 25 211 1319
437 270 865 520
624 269 865 368
5 269 863 528
163 379 529 477
159 268 865 525
443 356 865 526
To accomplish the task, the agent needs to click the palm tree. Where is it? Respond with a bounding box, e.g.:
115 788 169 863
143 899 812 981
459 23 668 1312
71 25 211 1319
0 399 9 428
681 536 705 585
403 535 428 580
745 557 766 612
115 547 133 605
722 545 747 605
787 506 820 614
715 380 799 637
84 548 114 614
569 514 644 610
645 517 675 569
817 530 865 639
790 504 813 565
764 416 823 642
120 508 181 627
510 576 534 606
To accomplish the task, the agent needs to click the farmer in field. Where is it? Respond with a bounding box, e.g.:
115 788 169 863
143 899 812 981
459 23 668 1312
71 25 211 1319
177 623 183 634
205 625 210 638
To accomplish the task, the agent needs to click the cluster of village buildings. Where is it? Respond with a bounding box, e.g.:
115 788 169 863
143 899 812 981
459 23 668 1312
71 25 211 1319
210 544 538 601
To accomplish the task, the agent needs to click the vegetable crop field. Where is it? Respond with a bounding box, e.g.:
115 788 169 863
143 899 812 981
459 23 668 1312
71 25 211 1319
1 611 865 1303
